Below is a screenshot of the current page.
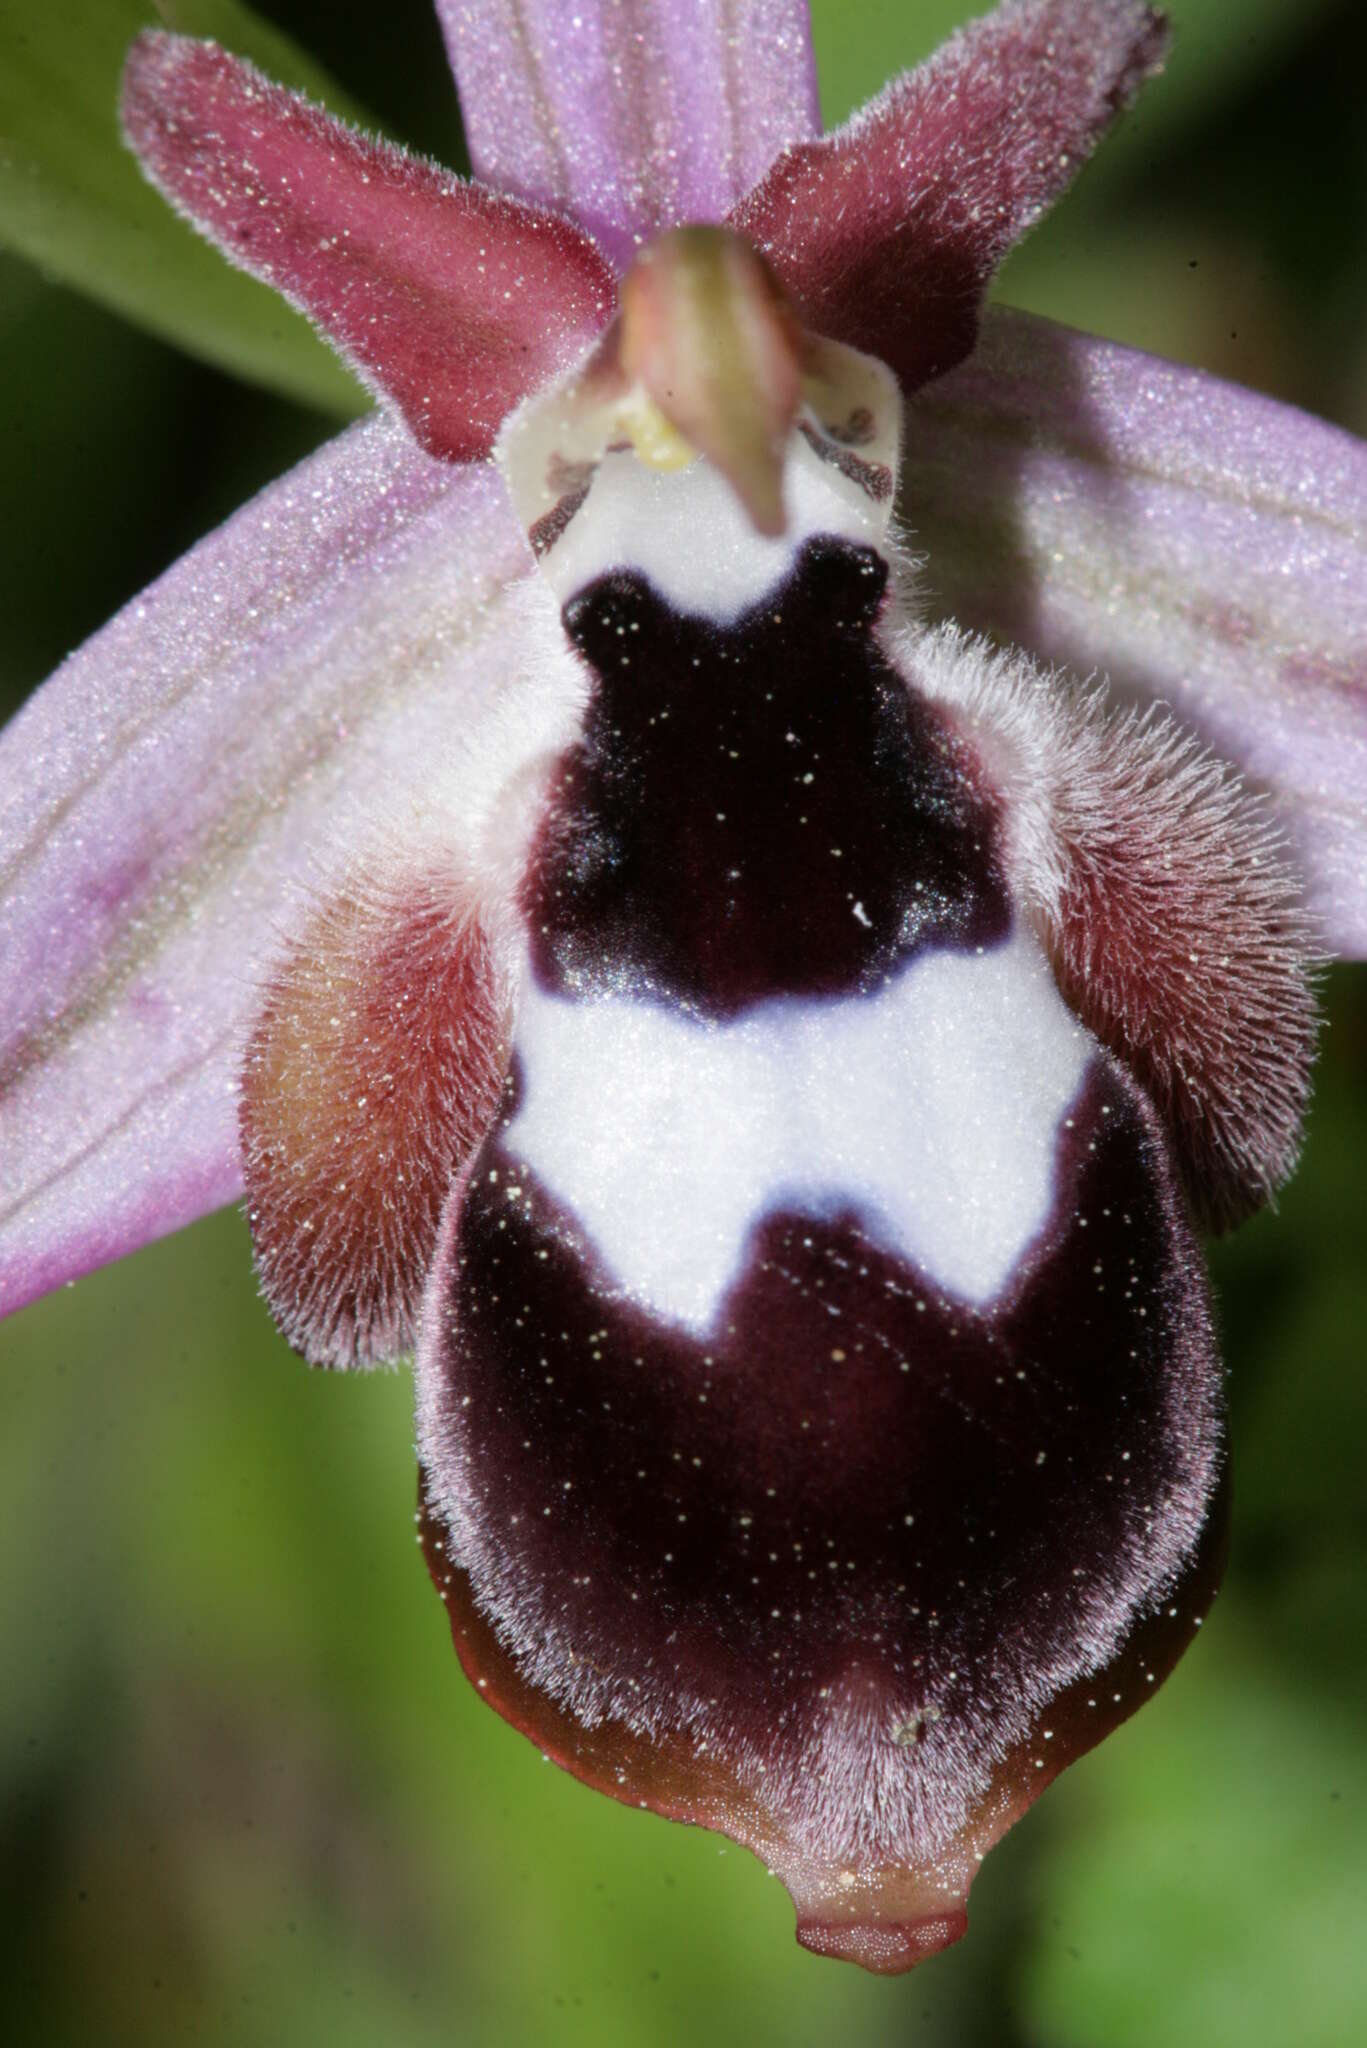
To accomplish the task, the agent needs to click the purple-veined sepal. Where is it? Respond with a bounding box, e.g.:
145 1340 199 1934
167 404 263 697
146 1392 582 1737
904 306 1367 959
0 422 549 1320
434 0 821 267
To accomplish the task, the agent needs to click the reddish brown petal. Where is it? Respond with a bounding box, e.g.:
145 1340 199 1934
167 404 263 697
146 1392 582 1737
729 0 1166 393
1046 724 1317 1230
418 1057 1222 1969
916 627 1319 1228
122 33 615 460
241 872 509 1368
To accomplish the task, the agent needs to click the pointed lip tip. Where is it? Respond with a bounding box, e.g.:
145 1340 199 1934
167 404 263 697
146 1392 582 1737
795 1906 969 1974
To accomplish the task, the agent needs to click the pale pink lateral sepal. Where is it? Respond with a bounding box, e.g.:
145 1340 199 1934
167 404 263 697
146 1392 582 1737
905 308 1367 958
731 0 1165 392
121 32 616 460
0 418 542 1321
435 0 820 267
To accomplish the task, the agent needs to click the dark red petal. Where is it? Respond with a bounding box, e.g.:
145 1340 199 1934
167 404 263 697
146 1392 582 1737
417 1057 1222 1969
922 629 1319 1226
729 0 1167 392
241 873 508 1368
121 33 615 460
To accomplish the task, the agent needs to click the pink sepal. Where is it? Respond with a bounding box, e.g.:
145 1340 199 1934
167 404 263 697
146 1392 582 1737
436 0 820 267
905 308 1367 958
0 419 539 1321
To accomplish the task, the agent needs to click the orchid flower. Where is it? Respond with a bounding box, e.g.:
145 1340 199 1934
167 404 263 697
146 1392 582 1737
1 0 1363 1978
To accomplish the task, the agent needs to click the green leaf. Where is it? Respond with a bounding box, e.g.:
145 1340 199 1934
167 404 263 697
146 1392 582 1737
0 0 375 415
1021 1642 1367 2048
811 0 1340 137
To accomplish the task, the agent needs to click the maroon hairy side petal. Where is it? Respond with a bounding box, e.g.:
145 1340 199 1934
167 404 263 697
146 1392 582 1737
729 0 1166 393
241 873 509 1368
121 32 616 460
1044 715 1318 1230
417 1058 1222 1967
912 628 1320 1229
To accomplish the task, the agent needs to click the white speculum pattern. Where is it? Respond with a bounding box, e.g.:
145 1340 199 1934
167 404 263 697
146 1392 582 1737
538 424 892 616
497 375 1095 1336
507 926 1092 1336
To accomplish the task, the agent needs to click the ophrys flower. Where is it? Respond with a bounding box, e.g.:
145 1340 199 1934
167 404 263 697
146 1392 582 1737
2 0 1363 1973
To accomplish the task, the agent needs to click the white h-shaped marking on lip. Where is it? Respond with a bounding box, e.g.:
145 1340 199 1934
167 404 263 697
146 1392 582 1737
504 925 1093 1337
537 427 892 620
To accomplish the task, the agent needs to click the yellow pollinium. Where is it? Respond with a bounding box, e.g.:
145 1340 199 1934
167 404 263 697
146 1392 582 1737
612 388 699 474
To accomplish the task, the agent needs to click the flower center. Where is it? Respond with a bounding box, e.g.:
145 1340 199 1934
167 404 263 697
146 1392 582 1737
496 224 902 576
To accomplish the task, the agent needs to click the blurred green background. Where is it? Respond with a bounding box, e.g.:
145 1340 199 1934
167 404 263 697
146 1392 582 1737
1 2 1364 2042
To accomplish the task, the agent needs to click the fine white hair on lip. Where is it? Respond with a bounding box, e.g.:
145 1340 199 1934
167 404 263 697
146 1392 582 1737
897 616 1318 1225
505 923 1092 1335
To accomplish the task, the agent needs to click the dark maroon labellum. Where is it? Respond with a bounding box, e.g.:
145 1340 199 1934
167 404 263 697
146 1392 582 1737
525 541 1008 1016
409 511 1227 1969
452 1060 1196 1713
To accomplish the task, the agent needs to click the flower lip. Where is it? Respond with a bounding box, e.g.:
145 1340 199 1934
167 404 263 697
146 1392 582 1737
417 1392 1229 1973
